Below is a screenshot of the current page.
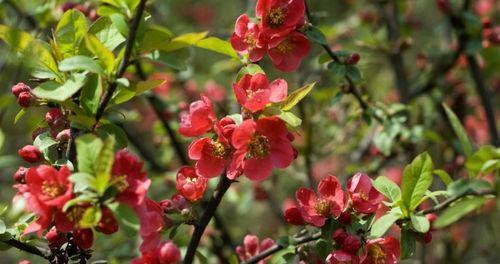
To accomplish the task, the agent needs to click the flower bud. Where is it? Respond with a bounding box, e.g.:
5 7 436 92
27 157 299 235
17 92 35 108
73 228 94 250
332 229 348 245
341 235 361 254
347 53 360 65
45 108 65 128
284 206 305 225
97 207 119 235
13 166 28 183
158 241 181 264
56 129 71 142
11 82 31 97
338 212 351 225
18 145 43 163
46 227 66 248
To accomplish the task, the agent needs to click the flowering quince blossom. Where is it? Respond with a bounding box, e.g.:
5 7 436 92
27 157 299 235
361 237 400 264
231 14 267 62
175 166 208 201
326 250 360 264
135 198 168 252
233 73 288 113
231 116 295 180
179 96 217 137
347 173 383 214
188 130 231 178
236 235 275 264
256 0 305 37
132 240 181 264
268 31 310 72
295 175 346 227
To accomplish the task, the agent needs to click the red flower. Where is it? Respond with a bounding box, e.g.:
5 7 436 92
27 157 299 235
97 206 119 234
134 198 167 252
268 31 310 72
256 0 305 37
176 166 208 202
132 240 181 264
284 206 305 225
73 228 94 250
326 250 359 264
347 173 383 214
112 150 151 208
45 227 67 248
236 235 275 264
342 234 361 254
295 176 346 227
233 73 287 113
231 117 295 180
361 237 400 264
179 96 217 137
18 145 43 163
188 137 230 178
231 14 267 62
204 80 226 102
25 165 73 209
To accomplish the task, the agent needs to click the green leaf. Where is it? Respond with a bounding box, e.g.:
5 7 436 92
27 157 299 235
69 172 95 192
140 25 173 52
306 26 328 45
32 74 87 102
59 55 105 75
346 65 362 84
85 34 116 74
315 239 333 260
465 146 500 178
434 197 487 228
280 83 315 111
157 49 189 71
88 16 126 51
96 124 128 149
279 111 302 127
79 207 102 228
94 135 116 195
227 114 243 125
369 209 402 238
14 109 26 124
108 203 139 231
433 169 453 186
401 152 433 211
443 103 473 156
135 79 165 94
410 213 430 233
80 74 103 115
33 132 58 151
76 134 103 174
195 37 239 59
373 176 401 202
400 229 415 259
195 251 208 264
162 32 208 52
328 61 346 77
236 64 264 81
55 9 89 56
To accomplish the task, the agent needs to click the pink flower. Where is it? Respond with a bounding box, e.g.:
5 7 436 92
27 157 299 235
112 150 151 208
176 166 208 202
231 14 267 62
204 80 226 102
361 237 400 264
256 0 305 37
236 235 275 264
233 73 287 113
231 117 295 180
179 96 217 137
132 240 181 264
188 137 231 178
347 173 383 214
326 250 359 264
268 31 310 72
295 176 346 227
134 198 167 252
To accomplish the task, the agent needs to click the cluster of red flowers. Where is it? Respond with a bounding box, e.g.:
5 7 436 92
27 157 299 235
236 235 275 263
175 72 297 202
285 173 400 264
231 0 310 72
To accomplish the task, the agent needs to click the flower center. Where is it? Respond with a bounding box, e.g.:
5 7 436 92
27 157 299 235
267 7 286 27
276 39 293 54
210 140 229 159
66 206 85 224
248 134 270 158
113 175 129 193
244 34 257 48
359 190 368 200
41 181 65 198
314 199 331 217
368 244 387 264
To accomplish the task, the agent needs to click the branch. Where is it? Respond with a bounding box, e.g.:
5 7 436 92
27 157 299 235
183 173 233 264
241 232 322 264
94 0 147 126
305 1 383 123
420 189 496 215
1 238 51 260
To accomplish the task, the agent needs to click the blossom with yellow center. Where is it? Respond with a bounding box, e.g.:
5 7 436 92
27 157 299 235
248 134 270 158
41 181 65 198
314 199 331 217
210 140 229 159
267 7 286 27
368 244 387 264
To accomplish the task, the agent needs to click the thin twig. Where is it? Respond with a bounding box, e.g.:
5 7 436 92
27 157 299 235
94 0 147 126
1 238 51 260
420 189 496 215
183 173 233 264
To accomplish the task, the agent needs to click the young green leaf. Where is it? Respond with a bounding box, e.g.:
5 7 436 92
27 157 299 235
33 132 58 151
195 37 239 59
443 103 473 157
401 152 433 211
76 134 103 174
280 83 315 111
59 55 105 75
369 209 402 238
306 26 328 45
465 145 500 178
85 34 116 74
135 79 165 94
373 176 401 202
236 64 264 81
433 169 453 186
55 9 89 56
32 74 87 101
162 32 208 52
79 207 102 228
80 74 103 115
434 197 487 228
410 213 430 233
94 135 116 195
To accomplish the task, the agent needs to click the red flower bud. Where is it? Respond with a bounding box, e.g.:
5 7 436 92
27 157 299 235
338 212 352 225
421 231 432 244
284 206 305 225
17 92 35 108
348 53 360 65
46 227 66 248
341 235 361 254
332 229 348 245
73 229 94 250
11 82 31 97
13 166 28 183
45 108 65 128
158 241 181 264
18 145 43 163
56 129 71 142
97 207 119 235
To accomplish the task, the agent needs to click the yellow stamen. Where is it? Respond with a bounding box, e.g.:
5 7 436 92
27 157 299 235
248 134 270 158
41 182 65 198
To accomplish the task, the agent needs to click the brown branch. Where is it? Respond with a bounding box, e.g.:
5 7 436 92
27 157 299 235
420 189 496 215
94 0 147 126
1 238 51 260
183 173 233 264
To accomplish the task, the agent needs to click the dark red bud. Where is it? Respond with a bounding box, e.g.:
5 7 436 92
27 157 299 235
17 92 35 108
97 207 119 235
31 127 48 141
348 53 360 65
18 145 43 163
56 129 71 142
73 229 93 250
11 83 31 97
332 229 348 245
338 212 351 225
46 227 66 248
13 166 28 183
341 235 361 254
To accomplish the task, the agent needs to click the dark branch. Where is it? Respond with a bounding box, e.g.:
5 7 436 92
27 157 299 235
420 189 496 215
1 238 51 260
94 0 148 126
